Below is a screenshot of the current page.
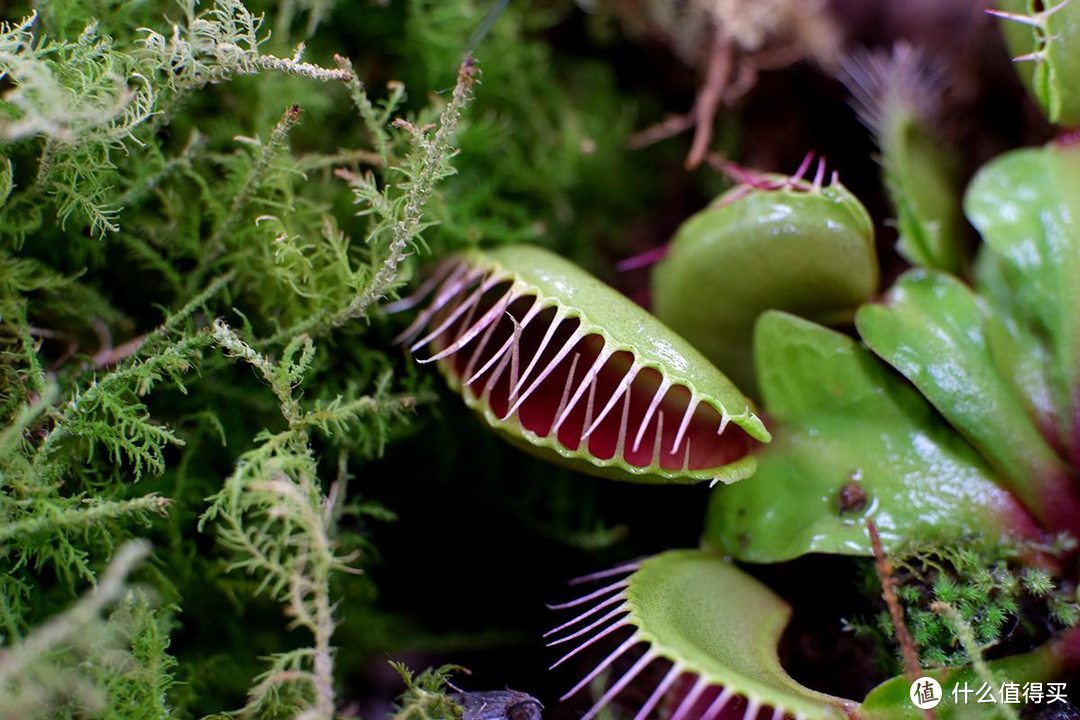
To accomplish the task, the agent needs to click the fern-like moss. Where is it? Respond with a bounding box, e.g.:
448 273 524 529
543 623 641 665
0 0 663 715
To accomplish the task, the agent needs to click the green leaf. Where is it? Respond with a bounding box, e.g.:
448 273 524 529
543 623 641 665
855 269 1080 532
974 249 1059 440
704 311 1038 562
652 177 877 396
965 142 1080 470
860 627 1080 719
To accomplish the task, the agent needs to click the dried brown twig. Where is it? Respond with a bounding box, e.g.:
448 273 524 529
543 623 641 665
867 519 935 720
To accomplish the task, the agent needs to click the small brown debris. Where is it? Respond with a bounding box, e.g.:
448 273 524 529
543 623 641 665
838 481 867 513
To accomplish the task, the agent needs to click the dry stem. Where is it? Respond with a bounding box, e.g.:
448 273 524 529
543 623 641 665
867 519 934 720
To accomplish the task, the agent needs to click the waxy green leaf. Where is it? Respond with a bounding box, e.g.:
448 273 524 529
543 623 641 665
965 142 1080 471
856 269 1080 532
705 311 1038 562
652 177 877 396
975 249 1060 442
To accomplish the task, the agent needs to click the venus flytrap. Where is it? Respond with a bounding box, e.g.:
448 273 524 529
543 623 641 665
396 66 1080 720
395 244 769 485
682 141 1080 712
547 550 855 720
651 160 878 395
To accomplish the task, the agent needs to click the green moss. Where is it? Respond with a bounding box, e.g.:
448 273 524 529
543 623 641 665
0 0 660 714
847 539 1080 673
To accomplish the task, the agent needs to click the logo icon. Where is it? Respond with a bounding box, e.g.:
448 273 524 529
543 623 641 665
910 677 942 709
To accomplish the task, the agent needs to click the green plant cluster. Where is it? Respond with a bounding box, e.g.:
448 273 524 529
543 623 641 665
847 538 1080 673
389 664 462 720
0 0 661 717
